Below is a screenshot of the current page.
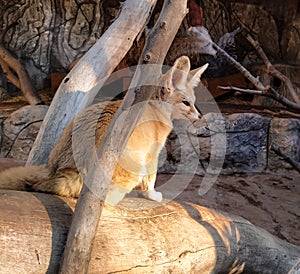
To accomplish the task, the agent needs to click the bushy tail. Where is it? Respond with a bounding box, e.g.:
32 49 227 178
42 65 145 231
0 165 50 191
0 165 83 198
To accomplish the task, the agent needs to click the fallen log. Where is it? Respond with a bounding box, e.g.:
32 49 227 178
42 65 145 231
0 190 298 273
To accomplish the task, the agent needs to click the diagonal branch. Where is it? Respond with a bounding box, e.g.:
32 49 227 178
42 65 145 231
0 57 21 89
245 34 300 104
212 42 266 91
59 0 188 273
212 43 300 112
0 44 42 105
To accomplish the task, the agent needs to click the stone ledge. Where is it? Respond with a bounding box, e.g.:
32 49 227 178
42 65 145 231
0 105 49 160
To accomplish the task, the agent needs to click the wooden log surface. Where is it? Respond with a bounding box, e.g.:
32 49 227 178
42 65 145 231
0 190 299 273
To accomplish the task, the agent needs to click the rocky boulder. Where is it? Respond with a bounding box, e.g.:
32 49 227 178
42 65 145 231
269 118 300 173
160 113 270 175
0 105 49 160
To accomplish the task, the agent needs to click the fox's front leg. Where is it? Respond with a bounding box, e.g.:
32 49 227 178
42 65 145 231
139 172 163 202
137 155 162 202
136 152 163 202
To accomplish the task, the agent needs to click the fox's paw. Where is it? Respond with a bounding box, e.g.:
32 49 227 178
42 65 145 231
142 190 163 202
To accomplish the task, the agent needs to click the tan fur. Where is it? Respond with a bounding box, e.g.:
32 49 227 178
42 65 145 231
0 56 207 204
0 165 50 191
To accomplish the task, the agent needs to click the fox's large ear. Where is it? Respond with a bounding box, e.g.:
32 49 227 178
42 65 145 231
189 63 209 88
160 56 191 93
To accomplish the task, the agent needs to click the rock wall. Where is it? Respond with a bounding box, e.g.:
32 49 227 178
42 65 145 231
202 0 300 62
1 0 299 91
159 113 300 175
0 106 48 160
1 106 299 175
0 0 120 89
269 118 300 172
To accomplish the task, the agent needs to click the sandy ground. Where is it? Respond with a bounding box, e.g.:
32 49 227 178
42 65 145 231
0 158 299 246
157 173 300 246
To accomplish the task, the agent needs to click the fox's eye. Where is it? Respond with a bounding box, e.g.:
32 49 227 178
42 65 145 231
182 100 190 106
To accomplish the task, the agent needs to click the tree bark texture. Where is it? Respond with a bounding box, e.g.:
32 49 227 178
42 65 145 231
0 0 110 75
0 190 299 274
26 0 157 166
1 0 299 91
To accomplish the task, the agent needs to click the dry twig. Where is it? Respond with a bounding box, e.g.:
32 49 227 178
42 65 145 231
212 42 265 90
212 42 300 111
218 86 300 111
0 44 42 105
245 34 300 104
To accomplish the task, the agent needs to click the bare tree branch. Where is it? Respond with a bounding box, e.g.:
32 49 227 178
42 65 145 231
0 57 21 89
218 85 300 111
212 43 300 112
0 190 299 273
212 42 266 90
0 44 42 105
58 0 189 273
218 86 262 95
245 34 300 104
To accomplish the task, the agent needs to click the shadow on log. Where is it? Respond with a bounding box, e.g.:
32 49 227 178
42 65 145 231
0 189 299 273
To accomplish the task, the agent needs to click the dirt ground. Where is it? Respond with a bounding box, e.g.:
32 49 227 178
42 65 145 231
157 172 300 246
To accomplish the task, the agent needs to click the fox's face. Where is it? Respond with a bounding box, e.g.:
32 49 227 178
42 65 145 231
158 56 208 122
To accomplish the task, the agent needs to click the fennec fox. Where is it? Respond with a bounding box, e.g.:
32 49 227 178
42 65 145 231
0 56 207 205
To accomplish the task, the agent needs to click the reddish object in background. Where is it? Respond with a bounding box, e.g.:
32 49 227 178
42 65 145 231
188 0 203 26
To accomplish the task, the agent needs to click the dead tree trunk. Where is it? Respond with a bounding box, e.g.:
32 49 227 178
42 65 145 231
0 190 299 274
26 0 157 166
59 1 188 273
